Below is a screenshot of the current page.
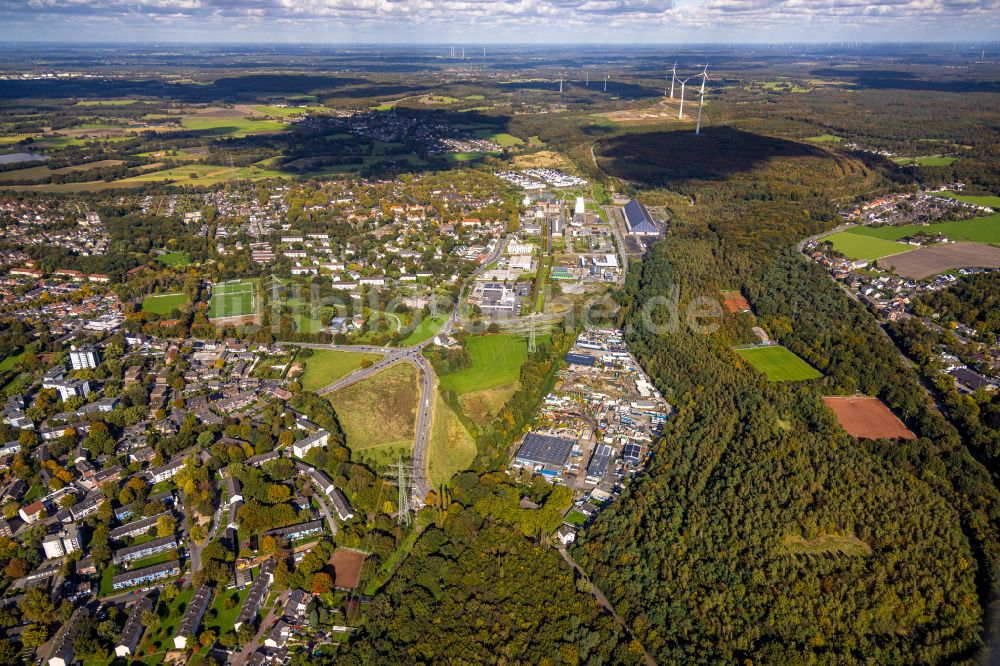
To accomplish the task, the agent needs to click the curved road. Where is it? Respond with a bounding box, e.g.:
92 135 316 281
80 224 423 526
281 235 513 505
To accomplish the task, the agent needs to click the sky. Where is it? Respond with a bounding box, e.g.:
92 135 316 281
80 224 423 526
0 0 998 44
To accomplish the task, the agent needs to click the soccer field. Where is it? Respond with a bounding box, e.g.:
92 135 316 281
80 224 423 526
141 293 189 315
735 345 822 381
208 280 256 318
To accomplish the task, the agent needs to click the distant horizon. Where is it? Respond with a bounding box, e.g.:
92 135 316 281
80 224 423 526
0 40 997 48
1 0 999 45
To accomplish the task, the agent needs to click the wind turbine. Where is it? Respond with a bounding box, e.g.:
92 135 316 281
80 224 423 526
559 72 563 94
668 62 677 98
677 77 691 119
585 68 589 86
698 63 710 96
604 75 609 93
695 89 706 134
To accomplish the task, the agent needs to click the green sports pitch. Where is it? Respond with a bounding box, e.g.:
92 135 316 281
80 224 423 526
208 280 256 318
735 345 823 382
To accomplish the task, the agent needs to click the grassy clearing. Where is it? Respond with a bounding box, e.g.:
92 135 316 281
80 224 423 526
892 155 956 167
459 382 519 426
208 279 256 318
735 345 822 382
846 215 1000 245
938 191 1000 209
142 293 189 315
328 363 418 451
399 314 448 346
157 251 191 267
436 334 529 394
428 394 476 488
0 134 33 145
822 231 911 260
299 349 382 393
781 533 872 556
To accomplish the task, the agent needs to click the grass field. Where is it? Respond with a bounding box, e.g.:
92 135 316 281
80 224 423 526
436 334 530 394
205 587 249 638
137 585 194 658
781 533 872 556
328 363 418 453
293 313 326 334
846 214 1000 245
822 231 911 260
735 345 822 381
208 279 256 318
299 349 381 393
399 314 448 346
0 352 24 372
459 383 519 426
142 293 189 315
938 191 1000 209
157 251 191 267
892 155 956 167
427 394 477 487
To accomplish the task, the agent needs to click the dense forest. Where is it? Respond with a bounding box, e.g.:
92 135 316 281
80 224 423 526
571 138 1000 663
342 472 642 666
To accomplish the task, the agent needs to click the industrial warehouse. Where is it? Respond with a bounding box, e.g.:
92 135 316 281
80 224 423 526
510 328 671 540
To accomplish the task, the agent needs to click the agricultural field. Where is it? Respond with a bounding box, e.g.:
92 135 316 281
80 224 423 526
436 334 529 394
821 231 911 260
735 345 823 381
427 394 476 487
117 163 287 187
845 214 1000 245
0 159 123 182
207 279 256 318
179 115 289 136
327 363 418 463
892 155 956 167
247 104 327 117
75 99 139 106
938 191 1000 209
141 292 189 315
822 396 916 440
876 242 1000 279
804 134 843 143
299 349 381 393
471 129 523 147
